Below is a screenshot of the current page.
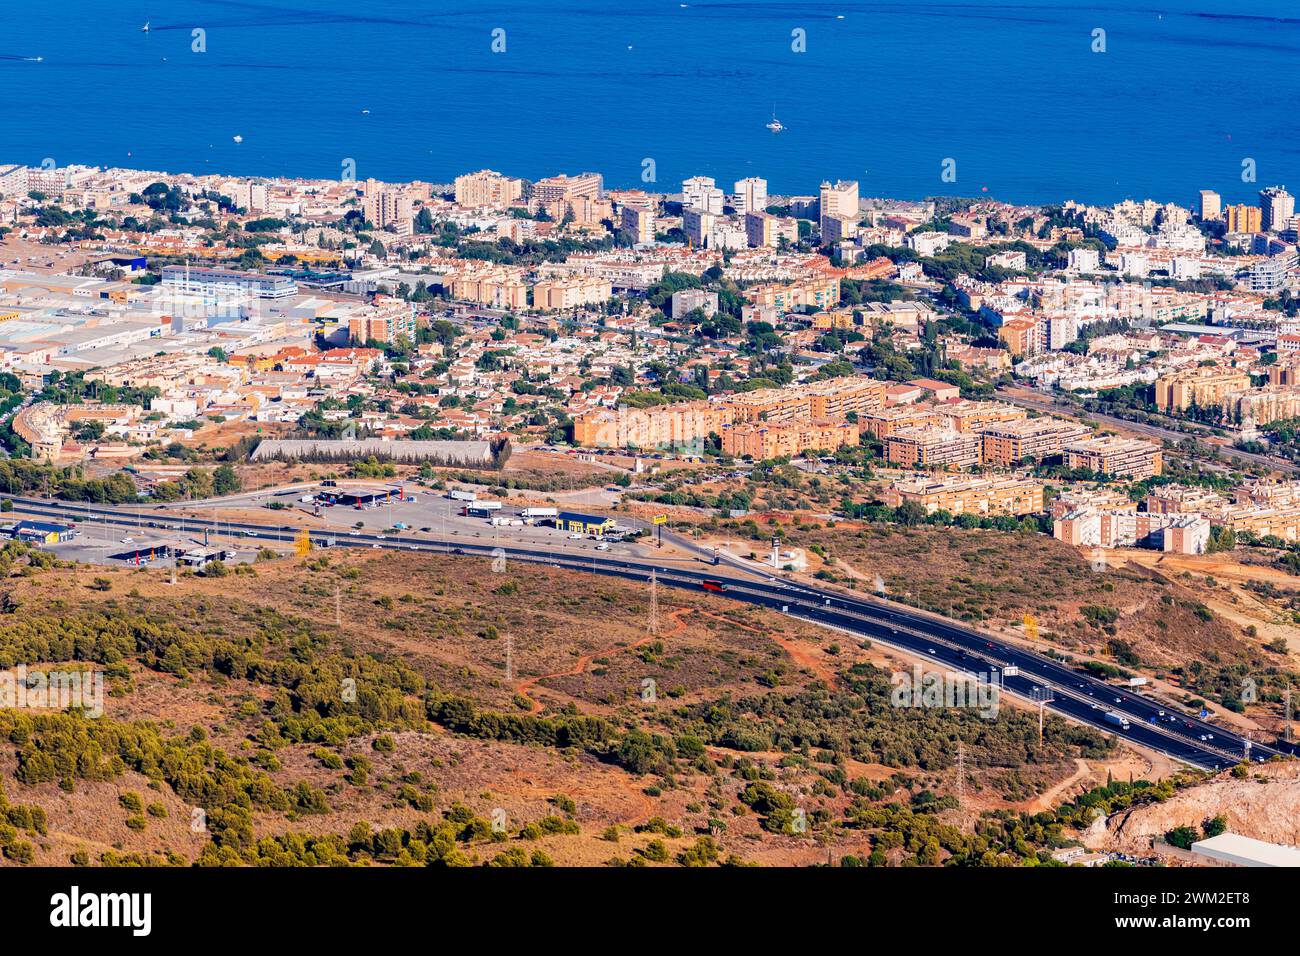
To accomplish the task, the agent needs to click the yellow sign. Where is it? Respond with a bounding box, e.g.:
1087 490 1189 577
1023 613 1038 641
652 515 667 525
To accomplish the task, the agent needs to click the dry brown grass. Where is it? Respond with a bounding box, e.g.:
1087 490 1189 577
0 546 1139 866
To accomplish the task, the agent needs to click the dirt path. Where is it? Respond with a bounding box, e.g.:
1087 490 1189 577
696 608 841 687
1024 758 1090 813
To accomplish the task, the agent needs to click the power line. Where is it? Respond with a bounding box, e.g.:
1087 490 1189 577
649 569 658 636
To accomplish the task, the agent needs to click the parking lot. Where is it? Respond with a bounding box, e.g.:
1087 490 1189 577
19 512 267 568
10 482 673 567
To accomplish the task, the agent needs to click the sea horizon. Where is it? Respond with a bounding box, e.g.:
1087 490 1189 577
3 0 1300 207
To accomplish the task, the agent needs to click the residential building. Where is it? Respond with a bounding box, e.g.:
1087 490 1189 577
801 377 887 419
1063 436 1163 478
361 187 414 230
980 417 1092 466
682 177 724 215
745 210 799 248
1224 203 1262 233
671 289 719 320
1198 189 1221 222
1067 248 1100 273
743 276 840 311
998 316 1041 357
733 177 768 215
448 266 528 310
860 405 942 439
682 207 715 247
881 474 1045 517
1154 365 1252 412
620 202 656 246
886 427 981 469
531 277 613 311
722 377 884 424
454 169 524 208
936 399 1025 434
571 401 733 450
532 172 603 205
819 180 859 237
1230 385 1300 426
1261 186 1295 232
721 419 857 459
347 298 416 346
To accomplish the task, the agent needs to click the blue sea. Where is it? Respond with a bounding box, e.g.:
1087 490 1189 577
2 0 1299 206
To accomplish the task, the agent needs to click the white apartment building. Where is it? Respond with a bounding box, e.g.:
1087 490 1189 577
682 176 724 215
733 177 768 215
1261 186 1295 232
819 179 859 236
1067 247 1100 273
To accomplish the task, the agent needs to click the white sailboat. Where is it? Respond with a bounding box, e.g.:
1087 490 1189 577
141 21 151 33
766 107 784 132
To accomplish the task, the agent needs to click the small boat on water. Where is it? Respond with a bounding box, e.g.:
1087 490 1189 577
766 108 784 133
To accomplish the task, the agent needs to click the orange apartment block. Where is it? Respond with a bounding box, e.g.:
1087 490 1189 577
812 310 857 331
742 276 841 312
721 419 858 460
571 377 884 451
571 400 733 450
724 387 811 423
453 169 524 208
980 417 1092 466
722 377 884 424
885 427 981 469
998 316 1040 357
860 405 942 439
1224 203 1262 233
1154 365 1251 413
531 277 613 311
449 267 529 310
803 377 887 419
937 399 1026 433
1063 436 1163 478
881 474 1045 517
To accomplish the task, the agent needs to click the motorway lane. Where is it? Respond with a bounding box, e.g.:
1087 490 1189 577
5 494 1285 770
770 583 1282 766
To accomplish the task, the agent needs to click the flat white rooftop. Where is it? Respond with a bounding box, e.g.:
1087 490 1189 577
1191 832 1300 867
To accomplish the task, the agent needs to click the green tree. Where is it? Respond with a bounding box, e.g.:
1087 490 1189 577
212 464 241 496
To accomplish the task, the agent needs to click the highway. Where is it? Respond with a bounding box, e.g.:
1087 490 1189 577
5 492 1290 772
